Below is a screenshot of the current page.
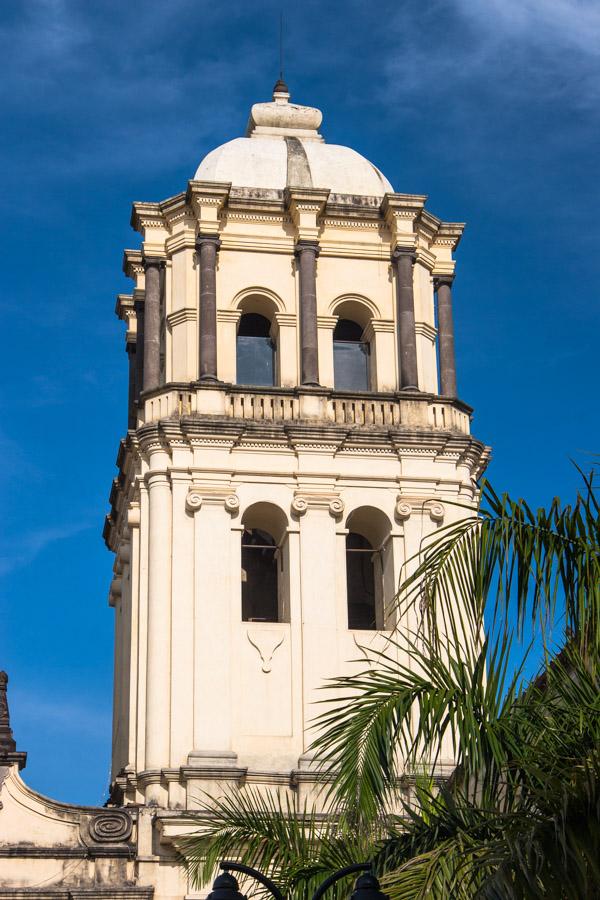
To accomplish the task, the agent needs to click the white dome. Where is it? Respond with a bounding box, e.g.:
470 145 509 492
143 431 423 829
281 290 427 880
194 84 393 198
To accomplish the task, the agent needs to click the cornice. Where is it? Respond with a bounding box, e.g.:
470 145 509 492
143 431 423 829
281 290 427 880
217 309 242 323
316 314 337 329
122 249 144 280
115 293 134 322
159 191 189 224
415 247 437 272
166 307 196 328
416 208 442 242
415 321 438 342
284 186 330 211
435 221 465 250
187 180 231 233
274 312 296 327
130 201 167 235
165 231 197 254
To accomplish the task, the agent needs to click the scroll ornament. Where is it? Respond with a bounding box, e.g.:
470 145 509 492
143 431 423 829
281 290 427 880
89 810 132 843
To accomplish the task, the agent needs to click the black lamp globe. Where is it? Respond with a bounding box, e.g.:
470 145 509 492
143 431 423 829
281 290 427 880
206 871 247 900
350 872 389 900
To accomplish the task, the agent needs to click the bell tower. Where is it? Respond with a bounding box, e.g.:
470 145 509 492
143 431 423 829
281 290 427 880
104 81 489 814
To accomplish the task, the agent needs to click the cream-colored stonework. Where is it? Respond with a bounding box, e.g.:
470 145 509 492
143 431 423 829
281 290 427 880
0 84 489 899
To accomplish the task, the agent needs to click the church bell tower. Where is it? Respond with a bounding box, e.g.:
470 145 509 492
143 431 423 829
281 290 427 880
104 80 489 815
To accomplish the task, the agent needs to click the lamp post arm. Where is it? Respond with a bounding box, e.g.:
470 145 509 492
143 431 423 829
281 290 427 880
221 861 285 900
311 863 371 900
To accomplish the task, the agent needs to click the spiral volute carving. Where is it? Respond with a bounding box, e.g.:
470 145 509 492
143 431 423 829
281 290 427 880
89 810 132 843
395 500 412 521
185 491 202 513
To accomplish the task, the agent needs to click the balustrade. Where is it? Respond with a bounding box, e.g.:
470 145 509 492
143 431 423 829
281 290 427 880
138 384 471 435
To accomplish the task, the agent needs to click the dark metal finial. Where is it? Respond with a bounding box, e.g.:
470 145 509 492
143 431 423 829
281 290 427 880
279 10 284 82
0 671 27 770
273 10 289 96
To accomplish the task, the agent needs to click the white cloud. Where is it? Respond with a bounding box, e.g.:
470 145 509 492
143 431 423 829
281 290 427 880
456 0 600 57
0 521 93 577
11 689 111 740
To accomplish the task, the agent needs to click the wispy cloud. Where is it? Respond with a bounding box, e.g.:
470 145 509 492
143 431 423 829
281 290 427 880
0 0 271 181
0 521 93 577
457 0 600 58
11 688 111 740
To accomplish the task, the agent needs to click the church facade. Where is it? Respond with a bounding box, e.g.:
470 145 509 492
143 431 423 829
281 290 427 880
0 83 489 899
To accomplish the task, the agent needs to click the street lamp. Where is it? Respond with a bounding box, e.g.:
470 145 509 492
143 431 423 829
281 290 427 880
349 872 389 900
205 871 246 900
206 861 284 900
206 861 388 900
311 863 388 900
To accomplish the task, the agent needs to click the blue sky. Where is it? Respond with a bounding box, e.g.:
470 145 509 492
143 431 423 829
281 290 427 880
1 0 599 805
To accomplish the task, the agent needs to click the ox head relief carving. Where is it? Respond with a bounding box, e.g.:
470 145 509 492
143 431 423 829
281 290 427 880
246 631 285 673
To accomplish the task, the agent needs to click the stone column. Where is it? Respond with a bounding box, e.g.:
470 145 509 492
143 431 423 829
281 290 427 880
134 299 144 402
392 247 419 390
142 257 164 392
434 276 458 397
126 342 137 430
295 240 320 386
144 464 172 802
196 233 221 381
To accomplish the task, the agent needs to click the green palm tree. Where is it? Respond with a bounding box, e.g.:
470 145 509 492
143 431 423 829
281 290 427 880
180 473 600 899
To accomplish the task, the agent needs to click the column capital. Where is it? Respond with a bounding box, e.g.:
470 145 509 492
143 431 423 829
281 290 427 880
433 274 455 290
392 245 416 263
195 232 221 252
294 238 320 258
142 255 166 270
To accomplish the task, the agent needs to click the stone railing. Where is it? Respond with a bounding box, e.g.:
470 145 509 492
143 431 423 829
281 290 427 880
139 384 472 434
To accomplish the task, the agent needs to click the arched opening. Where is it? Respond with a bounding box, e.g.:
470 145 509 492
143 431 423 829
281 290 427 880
241 528 278 622
345 507 393 631
345 532 377 629
241 502 289 623
333 319 370 391
236 313 275 386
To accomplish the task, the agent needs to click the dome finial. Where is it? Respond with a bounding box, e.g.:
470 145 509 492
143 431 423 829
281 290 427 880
273 78 289 99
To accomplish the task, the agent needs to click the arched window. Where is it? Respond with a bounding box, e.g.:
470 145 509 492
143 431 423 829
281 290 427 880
236 313 275 386
333 319 369 391
344 507 393 631
241 528 278 622
345 532 378 629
